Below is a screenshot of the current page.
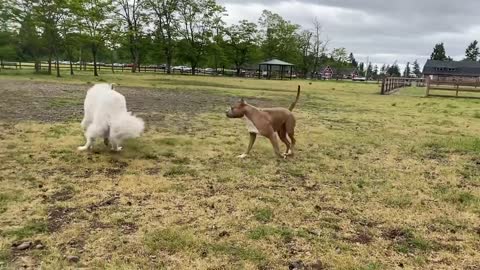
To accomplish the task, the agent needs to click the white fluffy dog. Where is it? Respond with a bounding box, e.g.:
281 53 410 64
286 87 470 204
78 83 144 151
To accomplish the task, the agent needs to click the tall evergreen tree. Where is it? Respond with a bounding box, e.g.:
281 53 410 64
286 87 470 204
403 62 410 77
358 62 364 76
465 40 479 61
413 60 421 77
430 42 448 61
348 52 357 67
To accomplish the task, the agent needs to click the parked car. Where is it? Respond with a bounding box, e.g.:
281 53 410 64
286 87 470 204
204 68 214 74
352 77 366 81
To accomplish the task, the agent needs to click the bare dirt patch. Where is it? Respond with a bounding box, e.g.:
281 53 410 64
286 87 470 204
47 207 76 232
0 79 270 123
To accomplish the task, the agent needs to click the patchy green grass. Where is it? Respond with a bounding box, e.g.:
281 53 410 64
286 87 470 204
0 71 480 269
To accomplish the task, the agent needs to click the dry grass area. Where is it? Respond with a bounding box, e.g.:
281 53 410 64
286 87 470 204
0 71 479 269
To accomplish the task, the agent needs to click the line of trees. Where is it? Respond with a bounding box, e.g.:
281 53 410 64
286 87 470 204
0 0 359 77
430 41 480 62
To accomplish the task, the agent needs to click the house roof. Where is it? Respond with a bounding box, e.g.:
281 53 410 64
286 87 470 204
259 59 294 66
319 66 357 75
423 60 480 76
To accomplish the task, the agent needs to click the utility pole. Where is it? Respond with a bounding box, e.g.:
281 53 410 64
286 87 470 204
365 56 369 81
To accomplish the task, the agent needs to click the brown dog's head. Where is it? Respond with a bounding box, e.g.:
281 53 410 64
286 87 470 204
226 98 247 118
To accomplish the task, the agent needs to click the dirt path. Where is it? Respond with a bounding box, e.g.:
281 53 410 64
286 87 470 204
0 80 270 124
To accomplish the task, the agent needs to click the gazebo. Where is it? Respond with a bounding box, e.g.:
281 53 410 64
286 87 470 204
258 59 295 80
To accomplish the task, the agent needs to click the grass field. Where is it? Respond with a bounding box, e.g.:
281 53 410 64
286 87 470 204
0 70 479 269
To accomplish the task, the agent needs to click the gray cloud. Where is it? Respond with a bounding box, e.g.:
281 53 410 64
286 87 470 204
218 0 480 67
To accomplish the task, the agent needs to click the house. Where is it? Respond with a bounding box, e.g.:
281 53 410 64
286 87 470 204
318 66 358 80
423 60 480 82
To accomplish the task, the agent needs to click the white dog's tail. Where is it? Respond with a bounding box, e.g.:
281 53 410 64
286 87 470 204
110 112 145 139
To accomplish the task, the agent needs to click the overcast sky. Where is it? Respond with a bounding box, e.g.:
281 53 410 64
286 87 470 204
219 0 480 68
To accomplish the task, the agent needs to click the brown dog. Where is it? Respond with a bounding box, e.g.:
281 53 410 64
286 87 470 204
226 86 300 158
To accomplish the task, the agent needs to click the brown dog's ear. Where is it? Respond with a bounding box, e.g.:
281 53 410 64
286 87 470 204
240 98 245 104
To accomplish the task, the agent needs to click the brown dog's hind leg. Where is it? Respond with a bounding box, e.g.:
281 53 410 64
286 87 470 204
278 126 291 155
268 134 284 158
285 118 296 156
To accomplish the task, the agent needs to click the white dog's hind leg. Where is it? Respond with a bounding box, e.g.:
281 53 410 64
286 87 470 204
78 136 94 151
109 137 123 151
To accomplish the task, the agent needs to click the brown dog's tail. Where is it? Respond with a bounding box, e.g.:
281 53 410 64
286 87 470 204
288 85 301 111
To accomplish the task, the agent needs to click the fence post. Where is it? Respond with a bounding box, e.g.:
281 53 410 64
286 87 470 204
0 59 3 71
426 76 431 97
381 78 386 94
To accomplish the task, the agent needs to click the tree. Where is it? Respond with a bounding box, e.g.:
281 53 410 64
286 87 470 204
403 62 410 77
74 0 114 76
380 64 386 75
224 20 259 76
465 40 479 61
372 65 379 79
358 62 364 76
146 0 178 73
366 63 372 79
413 60 421 77
310 17 328 74
430 42 449 61
258 10 302 65
387 62 401 77
348 52 357 67
35 0 72 77
115 0 146 72
330 48 348 64
177 0 225 75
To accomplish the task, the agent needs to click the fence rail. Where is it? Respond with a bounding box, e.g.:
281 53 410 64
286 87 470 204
0 60 254 77
426 77 480 97
381 77 425 95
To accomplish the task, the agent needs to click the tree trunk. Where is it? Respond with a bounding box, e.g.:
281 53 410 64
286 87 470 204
111 51 115 74
69 60 74 75
48 53 52 74
192 64 196 75
79 47 82 70
55 51 61 77
92 44 98 77
166 49 172 74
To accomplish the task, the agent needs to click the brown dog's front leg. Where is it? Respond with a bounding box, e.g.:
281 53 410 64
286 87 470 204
238 133 256 158
268 134 284 158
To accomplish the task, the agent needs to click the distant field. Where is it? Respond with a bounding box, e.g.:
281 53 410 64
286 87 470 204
0 70 479 269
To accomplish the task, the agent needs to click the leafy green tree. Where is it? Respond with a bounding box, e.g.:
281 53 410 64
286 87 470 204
465 40 479 61
114 0 146 72
224 20 259 76
430 42 449 61
258 10 302 65
330 47 348 65
16 12 44 72
146 0 178 73
177 0 225 75
74 0 114 76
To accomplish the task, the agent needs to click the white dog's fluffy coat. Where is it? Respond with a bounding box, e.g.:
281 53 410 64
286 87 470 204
78 83 144 151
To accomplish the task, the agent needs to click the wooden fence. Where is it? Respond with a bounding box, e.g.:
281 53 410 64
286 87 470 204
381 77 425 95
425 77 480 97
0 60 244 77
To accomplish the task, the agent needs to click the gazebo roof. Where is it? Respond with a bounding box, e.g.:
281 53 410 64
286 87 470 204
259 59 294 66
